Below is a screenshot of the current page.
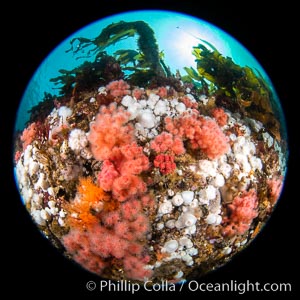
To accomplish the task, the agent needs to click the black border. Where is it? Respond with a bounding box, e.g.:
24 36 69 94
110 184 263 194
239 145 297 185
4 1 298 297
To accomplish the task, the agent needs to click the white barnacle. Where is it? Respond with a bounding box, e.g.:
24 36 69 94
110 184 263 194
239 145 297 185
179 237 193 249
137 109 156 128
222 247 232 255
205 213 222 225
162 240 179 253
206 213 215 225
68 128 88 153
175 102 186 114
199 185 217 203
184 225 196 235
34 173 49 191
154 99 168 115
186 247 198 256
58 217 65 227
40 209 50 221
98 86 107 94
31 210 46 226
174 271 184 279
212 173 225 187
121 95 135 107
167 189 175 197
58 106 72 125
176 213 197 229
158 201 173 215
172 193 184 206
156 222 164 230
181 254 193 266
181 191 194 205
165 219 176 229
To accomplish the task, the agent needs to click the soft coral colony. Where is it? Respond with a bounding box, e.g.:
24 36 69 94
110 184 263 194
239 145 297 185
14 20 287 283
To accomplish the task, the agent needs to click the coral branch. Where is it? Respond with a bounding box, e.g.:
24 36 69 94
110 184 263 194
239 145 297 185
267 177 283 204
63 196 152 280
223 189 258 236
150 132 185 155
165 112 229 159
88 104 134 161
154 154 176 175
211 107 228 126
21 122 37 150
106 79 131 98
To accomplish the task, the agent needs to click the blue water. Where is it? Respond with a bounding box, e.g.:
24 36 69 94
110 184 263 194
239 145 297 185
15 10 278 131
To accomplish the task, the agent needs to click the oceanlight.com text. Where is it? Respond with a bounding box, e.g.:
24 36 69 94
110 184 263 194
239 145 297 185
187 280 292 294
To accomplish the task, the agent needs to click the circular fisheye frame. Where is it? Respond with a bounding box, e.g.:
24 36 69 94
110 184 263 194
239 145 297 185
13 10 288 283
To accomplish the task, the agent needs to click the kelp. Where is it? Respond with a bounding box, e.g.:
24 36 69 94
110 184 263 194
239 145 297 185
184 44 268 98
67 21 168 78
27 92 56 125
114 49 169 74
50 52 123 96
48 21 283 141
114 49 140 67
51 21 174 96
184 43 282 140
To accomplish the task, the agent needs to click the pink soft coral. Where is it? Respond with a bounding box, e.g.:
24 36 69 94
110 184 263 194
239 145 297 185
106 79 130 98
112 174 147 202
156 86 168 98
196 118 229 159
63 197 152 280
97 142 149 201
119 142 149 174
154 154 176 175
123 255 152 280
223 189 258 236
21 122 37 150
88 104 134 161
165 111 200 139
180 95 198 109
62 228 107 274
140 194 155 209
150 132 185 155
14 151 22 163
165 112 229 159
267 177 283 204
98 160 120 191
121 199 142 221
211 107 228 126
